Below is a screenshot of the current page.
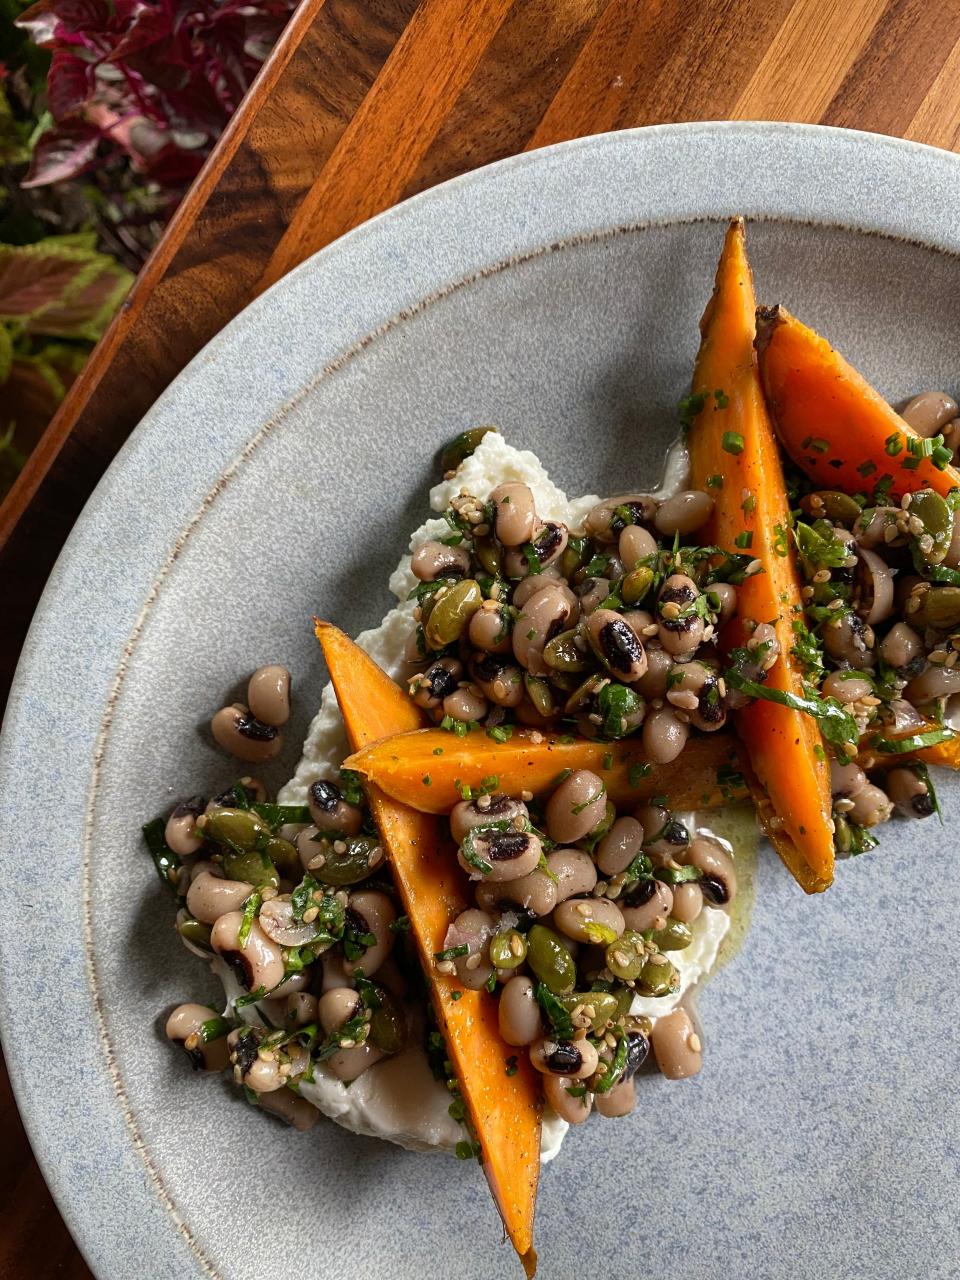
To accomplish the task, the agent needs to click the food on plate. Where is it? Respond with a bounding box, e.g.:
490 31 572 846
146 219 959 1274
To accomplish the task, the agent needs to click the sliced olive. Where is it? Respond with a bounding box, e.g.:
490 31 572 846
636 955 680 997
543 627 590 673
622 566 655 605
909 489 953 563
489 929 528 970
561 536 591 580
527 924 576 994
203 807 267 851
222 848 279 889
177 916 212 949
263 836 299 876
604 929 646 980
312 834 383 886
439 425 498 473
474 535 502 577
800 490 862 523
425 579 483 649
649 917 694 952
558 991 619 1031
524 674 556 718
368 989 407 1054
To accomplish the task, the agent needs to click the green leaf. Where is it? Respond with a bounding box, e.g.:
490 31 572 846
0 236 132 340
725 648 859 749
534 983 574 1040
142 818 181 895
0 323 12 383
872 727 955 755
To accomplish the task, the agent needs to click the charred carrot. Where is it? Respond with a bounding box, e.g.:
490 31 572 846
343 727 748 816
315 622 541 1277
687 219 835 894
756 304 960 501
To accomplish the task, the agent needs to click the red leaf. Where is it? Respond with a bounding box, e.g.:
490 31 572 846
21 119 100 186
108 0 175 60
47 50 93 120
0 243 86 319
16 0 115 48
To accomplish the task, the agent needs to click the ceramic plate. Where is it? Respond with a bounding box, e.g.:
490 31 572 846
2 123 959 1280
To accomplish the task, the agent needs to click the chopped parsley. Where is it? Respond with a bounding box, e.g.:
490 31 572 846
722 431 744 455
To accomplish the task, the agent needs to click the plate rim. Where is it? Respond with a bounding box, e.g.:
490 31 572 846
4 119 960 1276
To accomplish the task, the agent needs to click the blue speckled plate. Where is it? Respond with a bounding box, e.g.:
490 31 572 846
2 123 959 1280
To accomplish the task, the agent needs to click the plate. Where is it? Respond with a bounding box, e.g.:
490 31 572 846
2 123 960 1280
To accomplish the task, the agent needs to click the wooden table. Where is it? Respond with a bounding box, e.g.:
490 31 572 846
4 0 960 1273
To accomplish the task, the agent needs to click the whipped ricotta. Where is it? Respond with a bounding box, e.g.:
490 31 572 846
245 432 730 1158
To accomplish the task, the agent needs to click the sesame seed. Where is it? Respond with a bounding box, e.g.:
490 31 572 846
834 797 855 813
687 1033 702 1053
812 568 831 584
184 1032 200 1052
661 601 681 620
919 534 935 554
827 598 844 610
884 525 900 544
801 585 815 601
908 514 925 537
339 1039 356 1049
901 492 913 509
612 950 630 968
717 678 727 698
476 792 492 810
575 901 593 916
333 840 347 854
642 623 659 636
307 853 326 870
510 934 524 956
929 649 949 665
259 1049 276 1062
583 1005 596 1020
520 790 533 802
464 953 482 970
302 906 319 923
529 731 544 744
436 960 456 975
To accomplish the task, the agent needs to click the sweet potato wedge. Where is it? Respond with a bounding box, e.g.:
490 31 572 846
756 304 960 501
343 727 748 815
687 220 835 893
315 622 541 1276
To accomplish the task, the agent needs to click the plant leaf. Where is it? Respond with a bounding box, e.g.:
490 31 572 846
0 236 132 339
0 324 13 384
21 118 100 186
47 49 92 120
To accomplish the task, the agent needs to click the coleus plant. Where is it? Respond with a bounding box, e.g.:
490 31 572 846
0 230 132 493
16 0 297 189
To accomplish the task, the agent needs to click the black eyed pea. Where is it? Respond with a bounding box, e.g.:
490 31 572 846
256 1088 320 1131
266 971 311 1000
654 489 714 536
211 912 285 992
476 863 557 916
512 584 575 677
642 705 689 764
605 929 647 980
885 767 936 819
468 602 514 654
854 505 904 550
490 481 537 546
822 610 876 670
526 923 577 994
498 975 543 1046
847 783 894 828
247 664 291 727
328 1042 385 1083
706 581 737 627
186 869 255 925
318 986 362 1034
346 891 396 977
512 570 572 610
545 769 607 844
594 1077 637 1118
211 703 283 763
470 655 525 707
595 816 645 877
227 1029 285 1094
411 539 471 582
165 796 206 856
665 660 726 731
831 759 868 799
821 671 874 704
258 896 322 947
285 991 319 1028
503 521 568 577
879 621 924 669
443 683 489 723
670 881 704 924
307 779 364 835
900 390 958 437
651 1007 702 1079
553 897 625 945
450 793 529 843
545 847 598 902
677 835 737 906
856 547 895 626
425 579 483 650
575 576 610 614
530 1036 600 1080
620 878 674 933
297 828 384 884
543 1072 593 1124
458 828 542 883
165 1003 230 1072
905 662 960 702
657 574 704 656
636 805 691 859
584 494 657 543
445 908 497 990
636 645 673 699
587 609 648 682
409 657 463 708
618 523 658 568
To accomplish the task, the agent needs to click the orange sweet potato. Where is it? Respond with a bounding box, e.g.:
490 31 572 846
756 304 960 501
343 727 748 815
315 622 541 1277
687 220 835 894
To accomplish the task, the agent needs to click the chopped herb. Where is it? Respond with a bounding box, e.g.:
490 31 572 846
142 818 182 895
251 802 311 829
856 459 878 478
912 763 943 824
485 971 498 993
714 388 730 409
552 768 573 787
873 474 894 504
902 455 921 471
572 783 606 815
706 474 724 490
808 438 830 455
534 983 574 1040
592 1030 629 1094
433 747 444 756
598 682 643 739
199 1017 231 1044
237 890 262 948
440 714 474 737
505 1055 518 1077
654 864 703 885
458 828 493 875
422 775 432 787
338 769 365 807
388 915 411 934
678 391 707 425
450 990 462 1001
932 445 953 470
872 727 955 754
486 723 514 743
725 648 858 748
734 530 753 549
885 432 904 457
722 431 745 456
526 628 537 640
741 493 757 516
434 944 469 961
521 543 542 576
455 1140 481 1161
565 1083 588 1099
602 752 614 770
234 985 268 1009
813 743 827 762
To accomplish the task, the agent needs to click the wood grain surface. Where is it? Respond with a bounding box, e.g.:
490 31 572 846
4 0 960 1274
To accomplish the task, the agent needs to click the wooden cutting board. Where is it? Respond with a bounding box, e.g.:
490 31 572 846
4 0 960 1274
